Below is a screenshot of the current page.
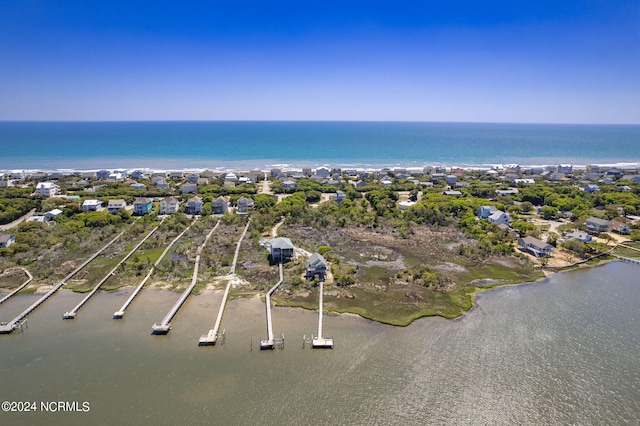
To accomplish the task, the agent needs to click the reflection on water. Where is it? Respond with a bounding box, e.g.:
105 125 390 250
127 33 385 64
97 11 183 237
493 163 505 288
1 262 639 425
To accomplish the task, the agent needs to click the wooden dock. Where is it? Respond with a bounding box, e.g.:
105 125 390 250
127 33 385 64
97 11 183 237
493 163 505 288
113 218 193 319
260 262 283 350
0 231 125 334
152 220 218 335
63 222 159 320
199 220 250 346
312 280 333 349
0 268 33 306
613 254 640 265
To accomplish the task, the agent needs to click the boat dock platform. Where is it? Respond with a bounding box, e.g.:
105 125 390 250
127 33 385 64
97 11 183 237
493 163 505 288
312 280 333 349
152 220 218 335
260 262 283 350
113 218 191 319
63 222 158 320
0 231 125 334
199 220 250 346
0 268 33 306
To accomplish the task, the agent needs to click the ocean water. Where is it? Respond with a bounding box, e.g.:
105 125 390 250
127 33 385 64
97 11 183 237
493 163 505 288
0 121 639 170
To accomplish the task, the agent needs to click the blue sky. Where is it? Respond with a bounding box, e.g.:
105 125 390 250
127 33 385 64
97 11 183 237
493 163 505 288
0 0 638 123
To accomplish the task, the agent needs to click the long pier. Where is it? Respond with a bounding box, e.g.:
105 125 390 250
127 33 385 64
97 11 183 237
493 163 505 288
152 220 219 335
63 222 159 319
0 268 33 305
0 231 125 334
260 262 283 350
199 220 250 346
312 280 333 349
113 218 194 319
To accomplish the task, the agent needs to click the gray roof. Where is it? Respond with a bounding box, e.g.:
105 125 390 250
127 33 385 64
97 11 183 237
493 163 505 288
308 252 327 267
586 217 610 226
270 237 294 249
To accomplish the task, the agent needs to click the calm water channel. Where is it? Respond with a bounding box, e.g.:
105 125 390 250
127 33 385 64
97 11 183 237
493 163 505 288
1 262 639 425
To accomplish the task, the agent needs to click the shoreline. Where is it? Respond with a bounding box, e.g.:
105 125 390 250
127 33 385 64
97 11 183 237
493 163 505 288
2 161 640 175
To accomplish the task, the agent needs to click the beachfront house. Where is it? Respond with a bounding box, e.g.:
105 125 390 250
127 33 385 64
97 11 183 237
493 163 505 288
107 199 127 214
0 234 15 248
488 210 511 226
96 170 110 180
585 217 611 234
211 196 229 214
159 196 179 215
269 237 295 263
237 197 254 214
82 199 102 212
443 190 462 197
478 205 497 218
133 198 153 216
35 182 61 198
185 196 203 215
518 236 554 257
306 252 328 281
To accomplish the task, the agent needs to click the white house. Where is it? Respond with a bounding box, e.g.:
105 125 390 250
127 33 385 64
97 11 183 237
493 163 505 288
44 209 64 220
107 199 127 214
0 233 15 248
159 197 179 215
82 199 102 212
564 230 592 244
488 210 511 226
35 182 61 198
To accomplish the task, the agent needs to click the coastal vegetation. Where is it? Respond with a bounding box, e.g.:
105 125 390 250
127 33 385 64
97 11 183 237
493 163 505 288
0 166 639 325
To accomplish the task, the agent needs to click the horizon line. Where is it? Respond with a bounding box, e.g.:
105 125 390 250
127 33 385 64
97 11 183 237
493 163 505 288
1 119 639 126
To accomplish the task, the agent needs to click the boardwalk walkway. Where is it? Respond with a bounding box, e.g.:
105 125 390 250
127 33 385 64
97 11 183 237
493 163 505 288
0 230 126 333
0 268 33 306
63 221 159 319
199 219 250 345
312 280 333 349
113 218 196 319
152 220 219 334
260 262 283 350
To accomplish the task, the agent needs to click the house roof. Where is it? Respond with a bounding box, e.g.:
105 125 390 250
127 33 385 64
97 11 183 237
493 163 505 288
163 196 178 203
586 217 610 226
519 236 552 249
270 237 294 249
134 197 152 204
308 252 327 268
0 234 14 243
489 210 507 220
108 199 126 206
187 196 203 203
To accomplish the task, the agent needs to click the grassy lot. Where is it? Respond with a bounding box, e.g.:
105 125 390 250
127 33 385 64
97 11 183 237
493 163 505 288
612 243 640 259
